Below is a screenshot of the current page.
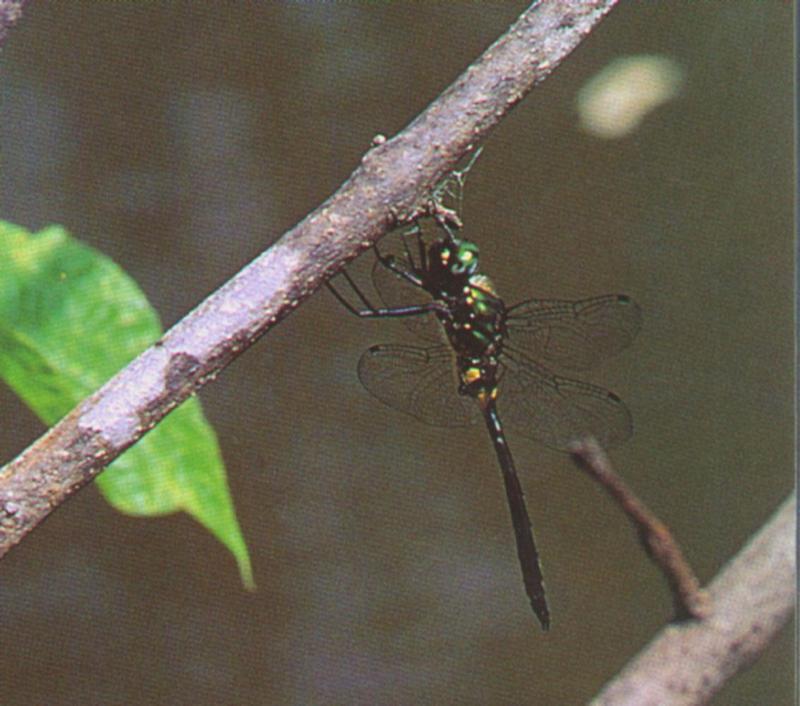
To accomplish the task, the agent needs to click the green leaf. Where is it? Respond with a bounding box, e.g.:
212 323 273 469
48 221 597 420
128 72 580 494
0 220 253 588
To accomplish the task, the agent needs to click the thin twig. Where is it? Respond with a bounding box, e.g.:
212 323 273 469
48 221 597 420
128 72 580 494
0 0 621 557
569 437 711 621
590 492 795 706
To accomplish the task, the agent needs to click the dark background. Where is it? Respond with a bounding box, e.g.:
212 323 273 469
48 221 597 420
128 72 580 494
0 3 793 704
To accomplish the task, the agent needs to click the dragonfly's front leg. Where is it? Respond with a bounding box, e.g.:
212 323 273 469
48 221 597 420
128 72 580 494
374 241 425 290
401 221 428 274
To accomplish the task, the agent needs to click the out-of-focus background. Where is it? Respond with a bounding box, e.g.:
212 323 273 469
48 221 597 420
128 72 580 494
0 4 793 705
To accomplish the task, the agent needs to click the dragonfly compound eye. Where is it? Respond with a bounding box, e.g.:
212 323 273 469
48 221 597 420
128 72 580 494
451 243 480 275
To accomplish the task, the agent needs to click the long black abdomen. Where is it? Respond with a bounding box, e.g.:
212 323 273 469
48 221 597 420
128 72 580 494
482 400 550 630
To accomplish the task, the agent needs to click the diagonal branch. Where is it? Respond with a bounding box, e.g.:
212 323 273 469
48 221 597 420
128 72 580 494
570 438 711 622
590 492 795 706
0 0 621 556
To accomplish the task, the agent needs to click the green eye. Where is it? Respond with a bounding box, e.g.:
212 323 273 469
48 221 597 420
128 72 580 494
452 243 479 274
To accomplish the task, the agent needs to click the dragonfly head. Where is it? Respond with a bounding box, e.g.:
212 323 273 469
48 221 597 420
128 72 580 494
431 236 480 278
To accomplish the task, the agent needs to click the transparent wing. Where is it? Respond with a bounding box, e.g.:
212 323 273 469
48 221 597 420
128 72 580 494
498 350 633 451
505 295 642 372
357 343 480 427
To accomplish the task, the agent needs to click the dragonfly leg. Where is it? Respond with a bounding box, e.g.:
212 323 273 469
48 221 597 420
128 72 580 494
327 269 445 319
374 240 425 290
434 218 460 244
399 221 428 274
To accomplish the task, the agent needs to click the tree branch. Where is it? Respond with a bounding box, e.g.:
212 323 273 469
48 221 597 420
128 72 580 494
570 438 711 622
590 492 795 706
0 0 620 556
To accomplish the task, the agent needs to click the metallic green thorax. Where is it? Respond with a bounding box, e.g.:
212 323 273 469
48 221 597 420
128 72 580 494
425 237 506 407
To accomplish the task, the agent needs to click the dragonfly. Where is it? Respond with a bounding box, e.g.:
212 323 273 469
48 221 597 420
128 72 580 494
327 222 642 630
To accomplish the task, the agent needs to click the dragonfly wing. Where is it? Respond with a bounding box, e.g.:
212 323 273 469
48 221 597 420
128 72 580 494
357 343 480 427
499 351 633 451
505 295 642 372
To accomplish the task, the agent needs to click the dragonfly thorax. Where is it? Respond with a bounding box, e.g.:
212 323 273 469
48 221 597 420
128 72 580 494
425 237 508 361
440 275 506 359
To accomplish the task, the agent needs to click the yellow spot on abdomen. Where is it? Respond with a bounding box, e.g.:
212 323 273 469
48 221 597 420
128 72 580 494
463 367 481 384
